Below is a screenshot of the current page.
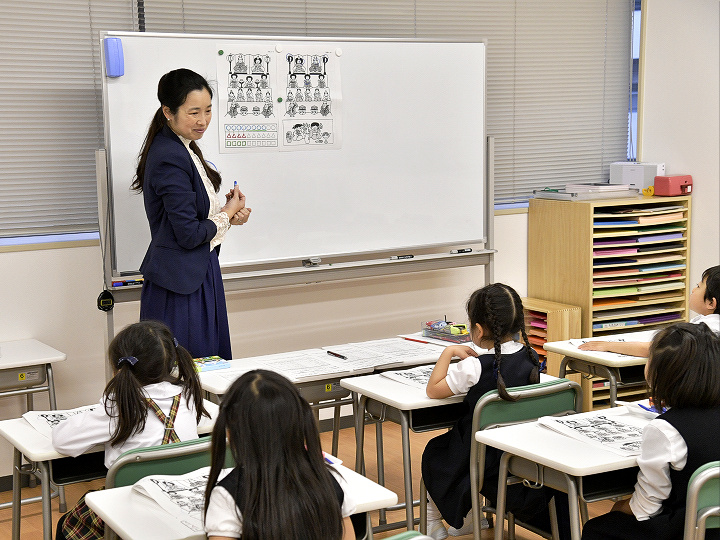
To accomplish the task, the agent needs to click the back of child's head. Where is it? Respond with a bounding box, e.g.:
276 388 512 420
466 283 540 401
204 369 343 540
104 320 207 446
702 265 720 314
648 322 720 409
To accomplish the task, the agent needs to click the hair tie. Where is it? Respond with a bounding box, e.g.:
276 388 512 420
173 337 179 348
117 356 139 368
539 359 547 372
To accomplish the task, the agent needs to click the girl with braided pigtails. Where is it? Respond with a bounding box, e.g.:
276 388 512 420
422 283 571 540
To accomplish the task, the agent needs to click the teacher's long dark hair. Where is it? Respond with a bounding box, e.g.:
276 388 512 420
132 68 222 192
204 369 345 540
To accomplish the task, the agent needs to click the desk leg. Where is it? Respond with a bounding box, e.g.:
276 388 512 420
332 399 341 457
399 411 414 531
39 461 53 540
377 420 386 525
495 452 510 540
354 393 367 475
12 448 21 540
562 473 582 540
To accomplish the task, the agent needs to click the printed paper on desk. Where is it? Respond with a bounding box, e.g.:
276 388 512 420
133 466 223 533
380 364 435 389
23 404 100 439
538 412 648 456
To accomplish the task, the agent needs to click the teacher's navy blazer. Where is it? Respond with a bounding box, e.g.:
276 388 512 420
139 126 218 295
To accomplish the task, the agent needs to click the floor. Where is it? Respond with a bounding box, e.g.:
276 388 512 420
0 422 614 539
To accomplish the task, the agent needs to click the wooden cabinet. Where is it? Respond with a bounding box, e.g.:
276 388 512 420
522 297 581 379
528 195 691 408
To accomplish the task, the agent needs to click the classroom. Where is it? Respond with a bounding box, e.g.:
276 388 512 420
0 0 718 538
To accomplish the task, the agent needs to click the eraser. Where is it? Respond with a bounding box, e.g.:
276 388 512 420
104 37 124 78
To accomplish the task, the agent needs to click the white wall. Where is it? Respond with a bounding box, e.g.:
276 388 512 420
639 0 720 287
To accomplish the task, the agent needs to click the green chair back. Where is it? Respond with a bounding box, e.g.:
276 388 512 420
684 460 720 539
106 436 234 488
468 378 583 540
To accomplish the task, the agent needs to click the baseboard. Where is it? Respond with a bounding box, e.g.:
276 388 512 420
319 414 355 432
0 474 29 493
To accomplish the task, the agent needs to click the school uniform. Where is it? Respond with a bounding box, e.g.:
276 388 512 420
421 342 569 535
204 465 357 537
53 381 200 540
690 313 720 334
581 405 720 540
52 381 200 468
139 125 232 360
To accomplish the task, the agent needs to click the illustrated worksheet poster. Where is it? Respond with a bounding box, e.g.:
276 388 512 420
216 45 280 152
277 47 342 151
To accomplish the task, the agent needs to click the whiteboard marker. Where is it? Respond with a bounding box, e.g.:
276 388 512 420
390 254 414 260
450 248 472 254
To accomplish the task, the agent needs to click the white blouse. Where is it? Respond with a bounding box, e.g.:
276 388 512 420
204 465 357 538
628 417 687 520
51 381 200 469
178 135 231 250
690 313 720 334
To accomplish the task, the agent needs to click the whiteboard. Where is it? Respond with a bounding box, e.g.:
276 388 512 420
101 32 486 279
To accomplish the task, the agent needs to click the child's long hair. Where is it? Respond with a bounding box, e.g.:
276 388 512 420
647 322 720 409
104 320 208 446
204 369 344 540
466 283 540 401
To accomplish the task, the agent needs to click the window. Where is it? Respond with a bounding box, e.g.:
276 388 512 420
0 0 633 241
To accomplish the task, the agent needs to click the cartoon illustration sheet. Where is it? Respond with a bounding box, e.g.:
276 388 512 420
132 466 233 532
538 411 647 456
23 404 100 439
216 46 280 153
278 47 342 150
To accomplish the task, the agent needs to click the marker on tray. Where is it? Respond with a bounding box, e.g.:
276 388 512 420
390 254 414 260
450 248 472 254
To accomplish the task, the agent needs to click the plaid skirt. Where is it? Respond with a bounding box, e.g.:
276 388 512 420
56 489 104 540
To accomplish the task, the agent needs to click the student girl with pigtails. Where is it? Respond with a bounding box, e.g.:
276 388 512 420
51 320 210 540
421 283 572 540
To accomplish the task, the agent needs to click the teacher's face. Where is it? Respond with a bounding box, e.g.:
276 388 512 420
164 88 212 141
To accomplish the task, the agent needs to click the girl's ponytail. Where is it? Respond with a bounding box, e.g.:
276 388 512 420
204 407 228 520
104 361 149 446
173 344 209 423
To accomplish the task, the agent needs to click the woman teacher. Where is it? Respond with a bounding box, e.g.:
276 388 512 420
132 68 251 360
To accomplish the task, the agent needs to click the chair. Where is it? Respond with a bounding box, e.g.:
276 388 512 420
683 461 720 540
419 378 582 540
104 436 220 540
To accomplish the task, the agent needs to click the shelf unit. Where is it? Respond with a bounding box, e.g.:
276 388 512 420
528 195 691 409
522 297 582 380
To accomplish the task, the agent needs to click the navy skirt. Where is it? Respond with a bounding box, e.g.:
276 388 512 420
140 248 232 360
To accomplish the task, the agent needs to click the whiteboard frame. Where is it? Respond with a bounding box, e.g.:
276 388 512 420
96 32 493 296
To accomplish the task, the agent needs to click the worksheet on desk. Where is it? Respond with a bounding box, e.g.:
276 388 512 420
324 338 443 369
253 349 351 381
568 329 657 360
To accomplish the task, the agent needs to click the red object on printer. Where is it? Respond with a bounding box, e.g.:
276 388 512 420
653 175 692 196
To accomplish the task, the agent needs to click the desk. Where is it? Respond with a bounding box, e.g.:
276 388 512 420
0 339 67 512
340 373 466 531
85 462 398 540
199 354 373 456
475 407 645 540
0 401 218 540
544 330 654 408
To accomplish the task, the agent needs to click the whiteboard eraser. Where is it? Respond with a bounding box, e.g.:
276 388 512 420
104 37 124 77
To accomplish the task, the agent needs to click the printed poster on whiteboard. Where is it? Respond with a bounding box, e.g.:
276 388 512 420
216 45 280 153
277 48 342 151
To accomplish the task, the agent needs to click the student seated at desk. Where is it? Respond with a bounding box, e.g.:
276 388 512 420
579 265 720 357
421 283 571 540
582 322 720 540
52 320 210 540
203 369 356 540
